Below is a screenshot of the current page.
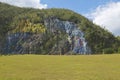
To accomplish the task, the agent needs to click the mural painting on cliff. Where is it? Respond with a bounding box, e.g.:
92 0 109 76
5 32 31 53
4 32 43 54
44 17 91 54
4 17 91 54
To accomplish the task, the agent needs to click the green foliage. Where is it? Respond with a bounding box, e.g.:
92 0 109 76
104 48 114 54
22 20 46 33
0 2 120 54
12 19 46 33
117 36 120 40
118 47 120 53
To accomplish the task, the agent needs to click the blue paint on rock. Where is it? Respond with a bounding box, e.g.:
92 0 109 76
44 18 91 54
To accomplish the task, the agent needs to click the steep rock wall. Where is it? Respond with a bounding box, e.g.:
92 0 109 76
44 17 91 54
2 17 91 54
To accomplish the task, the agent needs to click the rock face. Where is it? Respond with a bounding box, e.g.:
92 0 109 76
2 17 91 54
3 32 44 54
44 17 91 54
4 32 31 53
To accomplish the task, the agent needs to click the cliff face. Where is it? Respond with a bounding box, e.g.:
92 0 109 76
44 17 91 54
2 17 91 55
3 33 43 54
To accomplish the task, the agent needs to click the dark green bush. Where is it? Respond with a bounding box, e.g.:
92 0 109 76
104 48 114 54
118 47 120 53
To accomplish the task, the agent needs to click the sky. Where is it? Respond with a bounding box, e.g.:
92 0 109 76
0 0 120 36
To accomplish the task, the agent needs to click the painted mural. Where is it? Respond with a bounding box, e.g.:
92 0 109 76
44 17 91 54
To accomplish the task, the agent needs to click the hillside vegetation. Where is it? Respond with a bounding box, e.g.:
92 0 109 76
0 2 120 54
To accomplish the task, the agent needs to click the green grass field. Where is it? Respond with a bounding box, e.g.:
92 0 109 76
0 54 120 80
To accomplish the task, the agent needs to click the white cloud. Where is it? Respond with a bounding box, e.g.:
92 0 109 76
88 1 120 36
0 0 47 9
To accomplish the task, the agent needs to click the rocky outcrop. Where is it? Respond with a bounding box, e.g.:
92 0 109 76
3 32 44 54
2 17 91 55
44 17 91 54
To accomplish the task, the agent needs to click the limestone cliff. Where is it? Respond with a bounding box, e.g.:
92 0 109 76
2 17 91 54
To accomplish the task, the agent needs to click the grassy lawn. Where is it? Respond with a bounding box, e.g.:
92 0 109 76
0 54 120 80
